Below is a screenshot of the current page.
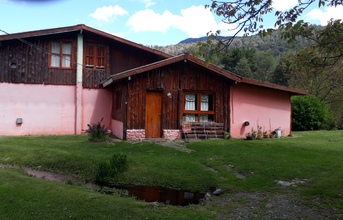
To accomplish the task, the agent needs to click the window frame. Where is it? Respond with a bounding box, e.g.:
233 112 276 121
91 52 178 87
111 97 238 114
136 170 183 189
84 43 106 70
182 91 215 122
49 41 73 69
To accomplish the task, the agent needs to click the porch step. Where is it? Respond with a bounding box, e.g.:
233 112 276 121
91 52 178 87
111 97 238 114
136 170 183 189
181 122 225 139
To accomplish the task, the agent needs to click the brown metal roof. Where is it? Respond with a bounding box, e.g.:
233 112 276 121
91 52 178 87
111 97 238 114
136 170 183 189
0 24 172 59
102 53 307 95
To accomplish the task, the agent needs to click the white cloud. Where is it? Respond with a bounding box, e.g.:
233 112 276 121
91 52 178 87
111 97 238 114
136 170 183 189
126 9 176 33
306 6 343 25
89 5 128 22
126 5 236 38
272 0 298 11
140 0 155 7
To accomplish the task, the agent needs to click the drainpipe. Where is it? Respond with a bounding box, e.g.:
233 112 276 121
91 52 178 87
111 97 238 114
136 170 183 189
75 33 83 134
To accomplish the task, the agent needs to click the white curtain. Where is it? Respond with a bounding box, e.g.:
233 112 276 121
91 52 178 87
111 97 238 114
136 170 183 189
201 94 209 111
62 43 72 67
185 94 196 110
62 56 71 67
185 114 196 122
51 42 60 67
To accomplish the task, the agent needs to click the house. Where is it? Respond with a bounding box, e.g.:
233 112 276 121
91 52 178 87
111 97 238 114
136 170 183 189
0 24 306 139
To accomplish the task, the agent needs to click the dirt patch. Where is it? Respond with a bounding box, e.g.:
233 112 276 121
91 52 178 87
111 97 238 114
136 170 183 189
0 164 86 185
23 168 83 184
211 191 340 219
130 139 195 153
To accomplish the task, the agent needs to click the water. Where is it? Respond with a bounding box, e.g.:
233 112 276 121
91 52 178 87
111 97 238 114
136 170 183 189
110 184 205 206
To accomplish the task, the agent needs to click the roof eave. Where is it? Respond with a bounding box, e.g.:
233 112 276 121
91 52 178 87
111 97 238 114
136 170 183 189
241 78 308 95
0 24 172 59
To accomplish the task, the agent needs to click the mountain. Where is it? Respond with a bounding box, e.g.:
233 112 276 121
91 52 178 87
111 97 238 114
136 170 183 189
178 36 232 44
153 30 312 57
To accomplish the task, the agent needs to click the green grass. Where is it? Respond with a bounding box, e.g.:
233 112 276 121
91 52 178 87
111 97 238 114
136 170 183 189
0 169 212 220
1 130 343 219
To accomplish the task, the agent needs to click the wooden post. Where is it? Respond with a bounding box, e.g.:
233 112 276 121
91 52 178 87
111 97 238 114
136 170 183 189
75 33 83 134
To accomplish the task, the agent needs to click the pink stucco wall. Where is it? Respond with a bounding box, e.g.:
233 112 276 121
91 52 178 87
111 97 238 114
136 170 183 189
0 83 112 136
0 83 76 135
82 88 112 133
230 83 292 138
111 120 124 139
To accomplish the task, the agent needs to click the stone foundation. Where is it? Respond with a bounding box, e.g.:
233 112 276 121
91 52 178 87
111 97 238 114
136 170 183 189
126 129 145 141
126 129 181 140
163 129 182 140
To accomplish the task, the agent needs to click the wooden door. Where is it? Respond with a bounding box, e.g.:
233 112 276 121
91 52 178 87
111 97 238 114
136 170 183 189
145 91 162 138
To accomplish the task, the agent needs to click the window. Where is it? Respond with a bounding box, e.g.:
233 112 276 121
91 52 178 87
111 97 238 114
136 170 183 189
50 41 72 68
85 44 105 69
183 92 214 122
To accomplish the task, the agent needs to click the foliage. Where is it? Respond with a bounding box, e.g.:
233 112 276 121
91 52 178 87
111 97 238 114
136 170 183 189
220 47 278 81
206 0 342 48
95 153 128 185
284 22 343 128
84 118 109 141
292 95 332 131
270 54 293 86
245 126 276 140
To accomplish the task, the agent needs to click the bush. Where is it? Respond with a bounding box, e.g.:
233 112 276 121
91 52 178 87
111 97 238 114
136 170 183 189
84 118 109 141
292 95 332 131
95 153 128 185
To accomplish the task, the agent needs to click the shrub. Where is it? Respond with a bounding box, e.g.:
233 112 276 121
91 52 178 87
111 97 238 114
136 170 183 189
292 95 332 131
84 118 109 141
95 153 128 185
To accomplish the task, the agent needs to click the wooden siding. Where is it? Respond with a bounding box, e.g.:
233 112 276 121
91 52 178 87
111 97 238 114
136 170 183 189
112 81 127 121
109 44 165 74
1 31 167 88
0 39 76 85
122 62 231 131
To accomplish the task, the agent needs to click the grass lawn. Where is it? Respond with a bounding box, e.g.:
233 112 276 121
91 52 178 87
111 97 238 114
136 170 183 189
0 130 343 219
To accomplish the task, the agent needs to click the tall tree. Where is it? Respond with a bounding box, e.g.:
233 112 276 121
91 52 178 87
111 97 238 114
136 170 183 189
234 57 253 78
207 1 341 40
289 20 343 128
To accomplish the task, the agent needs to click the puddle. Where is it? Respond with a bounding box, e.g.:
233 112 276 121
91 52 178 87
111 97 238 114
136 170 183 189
108 184 205 206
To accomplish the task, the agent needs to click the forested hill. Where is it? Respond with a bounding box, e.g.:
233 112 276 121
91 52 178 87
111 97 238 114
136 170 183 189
153 29 313 57
178 36 232 44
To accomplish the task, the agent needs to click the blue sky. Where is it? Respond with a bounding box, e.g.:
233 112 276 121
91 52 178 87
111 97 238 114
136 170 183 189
1 0 342 46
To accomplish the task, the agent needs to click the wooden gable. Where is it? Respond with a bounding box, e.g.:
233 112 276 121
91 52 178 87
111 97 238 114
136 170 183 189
109 56 235 132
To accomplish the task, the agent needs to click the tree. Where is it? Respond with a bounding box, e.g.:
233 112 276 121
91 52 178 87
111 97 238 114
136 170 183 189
291 95 332 131
250 50 278 82
204 0 343 56
220 47 278 81
234 57 253 77
270 54 292 86
221 47 255 72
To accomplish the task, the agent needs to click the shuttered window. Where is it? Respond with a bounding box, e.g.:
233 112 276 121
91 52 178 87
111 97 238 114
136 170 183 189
85 44 106 69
